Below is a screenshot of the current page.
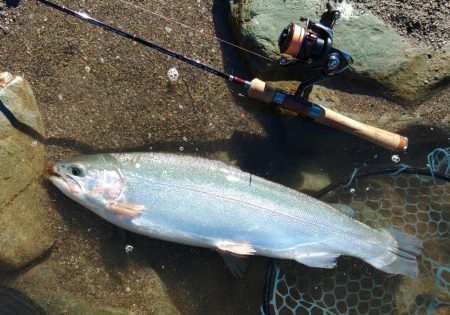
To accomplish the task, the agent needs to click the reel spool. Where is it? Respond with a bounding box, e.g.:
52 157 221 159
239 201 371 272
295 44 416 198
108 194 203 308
276 2 352 97
278 22 329 62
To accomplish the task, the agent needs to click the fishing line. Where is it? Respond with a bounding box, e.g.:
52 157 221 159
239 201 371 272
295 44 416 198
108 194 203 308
35 0 251 87
34 0 410 153
116 0 274 62
316 167 450 198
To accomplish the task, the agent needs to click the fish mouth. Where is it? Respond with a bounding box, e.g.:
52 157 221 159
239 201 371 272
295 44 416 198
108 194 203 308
47 163 83 194
46 163 61 178
47 163 68 190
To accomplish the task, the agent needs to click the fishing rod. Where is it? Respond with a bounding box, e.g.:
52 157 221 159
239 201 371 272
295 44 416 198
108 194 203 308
36 0 408 152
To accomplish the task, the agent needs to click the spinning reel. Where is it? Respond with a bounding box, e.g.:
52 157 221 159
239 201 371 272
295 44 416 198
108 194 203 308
277 2 353 97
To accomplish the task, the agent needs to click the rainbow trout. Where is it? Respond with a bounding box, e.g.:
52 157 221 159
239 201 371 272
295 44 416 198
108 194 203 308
49 153 422 277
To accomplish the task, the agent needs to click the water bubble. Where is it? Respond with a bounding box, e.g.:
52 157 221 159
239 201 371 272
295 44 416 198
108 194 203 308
125 245 134 254
179 146 184 152
391 154 400 163
167 68 179 82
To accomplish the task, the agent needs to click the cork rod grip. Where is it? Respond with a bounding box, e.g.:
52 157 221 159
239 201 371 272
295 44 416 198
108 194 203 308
315 106 408 152
247 78 408 152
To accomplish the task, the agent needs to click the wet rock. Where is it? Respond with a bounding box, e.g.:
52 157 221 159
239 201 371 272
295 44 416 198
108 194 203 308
7 261 132 315
0 286 44 315
228 0 450 103
5 259 180 315
0 72 53 270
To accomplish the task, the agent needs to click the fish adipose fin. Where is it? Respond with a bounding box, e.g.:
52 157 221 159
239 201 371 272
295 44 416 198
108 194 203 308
219 253 249 279
107 202 146 217
215 240 256 256
330 203 356 217
370 228 423 278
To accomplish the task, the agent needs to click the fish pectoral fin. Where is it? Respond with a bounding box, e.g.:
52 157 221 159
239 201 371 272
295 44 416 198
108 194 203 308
219 253 249 279
107 202 146 217
215 240 256 256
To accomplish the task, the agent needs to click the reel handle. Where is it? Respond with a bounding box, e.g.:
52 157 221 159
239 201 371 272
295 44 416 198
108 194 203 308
247 78 408 152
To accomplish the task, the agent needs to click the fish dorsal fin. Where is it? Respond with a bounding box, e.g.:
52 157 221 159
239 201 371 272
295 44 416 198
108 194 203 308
219 253 249 279
330 203 355 217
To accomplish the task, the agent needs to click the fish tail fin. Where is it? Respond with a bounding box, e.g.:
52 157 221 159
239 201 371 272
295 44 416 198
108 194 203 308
368 228 423 278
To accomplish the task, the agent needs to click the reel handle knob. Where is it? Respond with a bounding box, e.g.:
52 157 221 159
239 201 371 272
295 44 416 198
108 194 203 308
247 78 408 152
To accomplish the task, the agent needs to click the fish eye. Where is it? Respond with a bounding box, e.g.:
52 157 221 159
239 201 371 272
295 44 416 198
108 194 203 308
70 166 85 177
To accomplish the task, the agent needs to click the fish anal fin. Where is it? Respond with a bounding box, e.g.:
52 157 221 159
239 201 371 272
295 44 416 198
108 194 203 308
219 253 249 279
107 202 146 217
216 240 256 256
295 251 340 268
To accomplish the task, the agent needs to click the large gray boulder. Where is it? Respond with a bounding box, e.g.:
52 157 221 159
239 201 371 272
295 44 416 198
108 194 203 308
228 0 450 103
0 72 53 270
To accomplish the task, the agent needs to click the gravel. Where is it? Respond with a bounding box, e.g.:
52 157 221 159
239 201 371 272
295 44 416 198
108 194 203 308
0 1 449 314
351 0 449 50
0 2 18 34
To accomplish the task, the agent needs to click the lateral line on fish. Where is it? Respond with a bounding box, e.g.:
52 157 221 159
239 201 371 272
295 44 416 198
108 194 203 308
125 172 384 246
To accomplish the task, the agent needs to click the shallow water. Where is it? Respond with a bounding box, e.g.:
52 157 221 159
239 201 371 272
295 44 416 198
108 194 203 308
0 0 449 314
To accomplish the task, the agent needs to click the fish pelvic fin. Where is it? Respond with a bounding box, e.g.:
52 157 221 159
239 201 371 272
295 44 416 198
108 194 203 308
215 240 256 256
219 253 249 279
107 202 146 217
368 228 423 278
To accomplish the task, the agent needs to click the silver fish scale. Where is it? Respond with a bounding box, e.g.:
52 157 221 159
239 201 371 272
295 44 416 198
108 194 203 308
110 153 387 260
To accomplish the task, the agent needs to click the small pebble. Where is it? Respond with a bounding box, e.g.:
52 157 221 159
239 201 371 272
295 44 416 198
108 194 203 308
179 146 184 151
164 26 172 33
84 66 90 73
391 155 400 163
350 188 355 193
167 67 179 82
125 287 131 293
125 245 134 254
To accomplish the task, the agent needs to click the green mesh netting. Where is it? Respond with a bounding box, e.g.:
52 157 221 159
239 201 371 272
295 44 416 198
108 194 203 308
262 149 450 315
